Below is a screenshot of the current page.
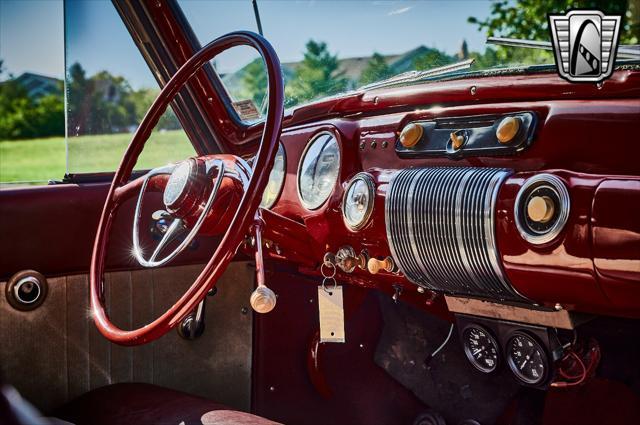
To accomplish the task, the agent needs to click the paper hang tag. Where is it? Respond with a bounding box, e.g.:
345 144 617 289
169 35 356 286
318 286 345 343
232 99 260 121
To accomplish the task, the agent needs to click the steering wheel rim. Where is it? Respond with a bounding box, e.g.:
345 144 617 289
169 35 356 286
90 31 284 346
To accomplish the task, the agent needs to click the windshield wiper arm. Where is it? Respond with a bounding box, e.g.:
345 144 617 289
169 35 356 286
487 37 640 59
361 58 475 90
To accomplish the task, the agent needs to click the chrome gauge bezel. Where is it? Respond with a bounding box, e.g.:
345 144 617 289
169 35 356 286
260 142 287 209
514 173 570 245
342 172 375 231
297 131 341 210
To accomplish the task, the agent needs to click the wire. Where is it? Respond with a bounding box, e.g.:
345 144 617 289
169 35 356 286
431 323 455 357
552 350 587 388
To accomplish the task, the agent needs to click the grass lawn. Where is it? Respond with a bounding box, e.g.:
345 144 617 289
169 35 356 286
0 130 195 184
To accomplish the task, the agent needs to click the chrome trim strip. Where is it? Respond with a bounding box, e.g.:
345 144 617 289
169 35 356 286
385 167 524 301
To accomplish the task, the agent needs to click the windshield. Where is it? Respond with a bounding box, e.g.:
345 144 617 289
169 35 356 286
180 0 638 119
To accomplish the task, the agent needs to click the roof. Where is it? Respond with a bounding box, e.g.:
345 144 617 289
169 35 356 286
13 72 62 98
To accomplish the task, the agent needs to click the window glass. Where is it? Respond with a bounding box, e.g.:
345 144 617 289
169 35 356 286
0 0 65 186
64 0 195 175
182 0 637 112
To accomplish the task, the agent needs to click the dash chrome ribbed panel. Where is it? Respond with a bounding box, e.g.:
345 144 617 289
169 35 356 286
385 167 523 301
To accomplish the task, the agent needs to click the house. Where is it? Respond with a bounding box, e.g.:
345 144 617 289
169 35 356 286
13 72 62 98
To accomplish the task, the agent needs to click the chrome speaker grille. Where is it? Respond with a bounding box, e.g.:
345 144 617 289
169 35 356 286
385 167 523 301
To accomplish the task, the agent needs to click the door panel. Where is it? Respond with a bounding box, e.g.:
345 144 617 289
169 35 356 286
0 183 253 413
0 263 254 413
0 182 220 280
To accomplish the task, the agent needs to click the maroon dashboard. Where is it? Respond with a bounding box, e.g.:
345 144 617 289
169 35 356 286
256 69 640 320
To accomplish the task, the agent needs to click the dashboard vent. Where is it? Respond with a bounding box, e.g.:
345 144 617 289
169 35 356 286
385 167 525 301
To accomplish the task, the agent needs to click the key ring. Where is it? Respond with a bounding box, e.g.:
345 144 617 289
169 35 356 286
322 276 337 293
320 262 336 279
320 261 337 293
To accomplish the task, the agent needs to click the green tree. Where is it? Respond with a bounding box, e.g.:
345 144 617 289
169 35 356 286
129 87 180 130
359 53 393 85
0 84 64 140
469 48 501 70
67 62 92 136
412 50 455 71
286 40 348 106
242 58 268 109
468 0 639 63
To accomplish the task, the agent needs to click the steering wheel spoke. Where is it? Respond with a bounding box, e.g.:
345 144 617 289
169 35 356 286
149 218 187 263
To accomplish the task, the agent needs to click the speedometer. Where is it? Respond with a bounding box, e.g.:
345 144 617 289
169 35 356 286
260 142 286 209
297 132 340 210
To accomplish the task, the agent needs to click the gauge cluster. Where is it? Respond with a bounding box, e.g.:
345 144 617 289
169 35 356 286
457 315 563 387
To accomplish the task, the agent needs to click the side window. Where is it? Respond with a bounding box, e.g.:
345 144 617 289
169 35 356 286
0 1 65 186
64 0 195 176
0 1 196 188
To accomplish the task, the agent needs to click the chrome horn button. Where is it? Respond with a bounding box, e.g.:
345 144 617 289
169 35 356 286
163 160 195 209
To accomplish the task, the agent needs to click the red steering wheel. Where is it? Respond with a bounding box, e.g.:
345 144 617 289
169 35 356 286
90 31 284 346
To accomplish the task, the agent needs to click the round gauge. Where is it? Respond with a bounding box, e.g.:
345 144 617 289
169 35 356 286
260 142 286 209
506 332 548 385
342 173 375 230
462 325 500 373
297 132 341 210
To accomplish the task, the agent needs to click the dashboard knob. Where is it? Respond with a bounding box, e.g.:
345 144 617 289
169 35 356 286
399 123 423 148
527 195 555 223
450 131 466 150
250 286 277 314
496 116 521 144
367 256 395 274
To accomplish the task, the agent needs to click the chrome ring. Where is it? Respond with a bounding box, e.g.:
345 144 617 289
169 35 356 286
320 262 337 279
514 173 570 245
13 276 41 305
297 131 341 211
341 172 376 231
322 277 337 293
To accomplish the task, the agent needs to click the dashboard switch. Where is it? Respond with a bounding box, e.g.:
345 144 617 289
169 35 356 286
496 116 521 144
399 123 423 148
334 246 368 273
367 256 395 274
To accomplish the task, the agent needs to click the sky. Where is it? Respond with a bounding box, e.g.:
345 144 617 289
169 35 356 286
0 0 64 79
1 0 493 89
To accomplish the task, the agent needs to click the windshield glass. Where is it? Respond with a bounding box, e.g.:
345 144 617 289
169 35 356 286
180 0 638 117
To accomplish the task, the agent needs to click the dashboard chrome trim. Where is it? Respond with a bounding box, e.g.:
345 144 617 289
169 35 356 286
514 173 570 245
386 167 526 301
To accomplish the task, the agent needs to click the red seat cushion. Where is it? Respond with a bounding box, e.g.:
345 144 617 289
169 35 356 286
54 383 279 425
